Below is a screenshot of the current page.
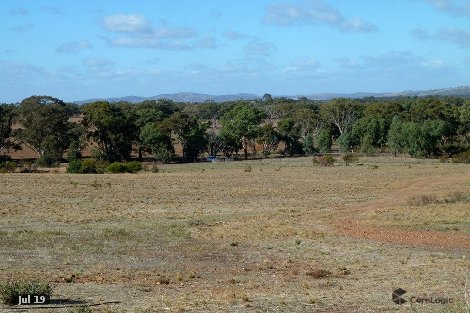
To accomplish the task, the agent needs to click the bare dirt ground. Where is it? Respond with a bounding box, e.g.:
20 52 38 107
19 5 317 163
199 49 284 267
0 157 468 312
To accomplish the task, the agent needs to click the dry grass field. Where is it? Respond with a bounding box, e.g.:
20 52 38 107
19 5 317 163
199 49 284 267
0 156 469 312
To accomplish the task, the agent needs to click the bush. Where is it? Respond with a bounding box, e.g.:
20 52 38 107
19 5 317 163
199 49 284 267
452 151 470 163
66 159 83 173
0 161 16 173
440 144 468 157
125 161 142 173
313 155 336 166
66 141 81 162
342 153 359 166
35 155 58 167
67 306 92 313
107 161 143 174
80 159 100 174
107 162 128 173
0 280 53 305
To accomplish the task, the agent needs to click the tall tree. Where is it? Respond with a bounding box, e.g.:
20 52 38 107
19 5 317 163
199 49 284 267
15 96 76 165
220 103 264 160
321 98 362 135
82 101 136 162
0 104 20 152
162 112 208 162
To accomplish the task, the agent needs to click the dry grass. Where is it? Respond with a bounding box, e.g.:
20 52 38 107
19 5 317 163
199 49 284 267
0 156 469 312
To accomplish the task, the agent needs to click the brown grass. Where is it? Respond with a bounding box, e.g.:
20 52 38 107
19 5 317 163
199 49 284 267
0 157 469 312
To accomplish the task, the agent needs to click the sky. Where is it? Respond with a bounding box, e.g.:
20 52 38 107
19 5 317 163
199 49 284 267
1 0 470 103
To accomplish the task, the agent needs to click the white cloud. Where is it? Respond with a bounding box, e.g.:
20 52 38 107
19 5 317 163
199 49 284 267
244 39 277 57
56 40 93 54
223 29 248 40
9 23 34 33
9 8 29 16
424 0 470 17
413 27 470 48
41 5 64 15
263 0 377 32
104 14 152 33
101 14 211 50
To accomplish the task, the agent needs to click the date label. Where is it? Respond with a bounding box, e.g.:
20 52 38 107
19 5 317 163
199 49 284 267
17 294 50 305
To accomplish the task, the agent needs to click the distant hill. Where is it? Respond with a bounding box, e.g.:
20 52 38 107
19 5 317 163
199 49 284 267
74 92 260 105
73 86 470 104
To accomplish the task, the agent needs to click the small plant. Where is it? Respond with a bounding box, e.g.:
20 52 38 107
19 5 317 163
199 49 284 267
306 269 332 279
150 163 159 173
244 165 252 172
453 151 470 163
80 159 100 174
67 306 92 313
0 161 16 173
107 162 128 173
439 154 450 163
125 161 142 173
35 155 58 167
107 162 142 174
342 153 358 166
0 280 53 305
313 155 336 166
66 159 83 174
90 179 102 188
408 194 439 206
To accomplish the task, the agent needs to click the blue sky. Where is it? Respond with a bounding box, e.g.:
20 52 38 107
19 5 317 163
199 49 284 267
1 0 470 103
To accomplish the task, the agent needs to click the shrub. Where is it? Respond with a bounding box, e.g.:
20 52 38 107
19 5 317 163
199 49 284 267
107 162 128 173
125 161 142 173
150 164 159 173
66 159 82 174
313 155 336 166
0 280 53 305
67 306 92 313
452 151 470 163
306 269 331 279
80 159 99 174
35 155 58 167
107 161 143 174
342 153 359 166
408 194 439 206
440 144 468 157
0 161 16 173
66 141 81 162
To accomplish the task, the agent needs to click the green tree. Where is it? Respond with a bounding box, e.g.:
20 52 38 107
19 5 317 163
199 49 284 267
163 112 208 162
277 118 303 155
82 101 136 162
404 120 446 158
321 98 362 136
220 103 264 160
317 128 333 153
387 116 407 156
256 123 279 156
0 104 20 152
15 96 76 165
139 122 174 163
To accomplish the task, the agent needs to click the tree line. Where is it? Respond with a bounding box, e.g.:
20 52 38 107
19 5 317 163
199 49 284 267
1 94 470 166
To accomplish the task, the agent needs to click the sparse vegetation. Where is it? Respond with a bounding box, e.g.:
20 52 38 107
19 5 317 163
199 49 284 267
313 155 336 166
0 157 468 311
107 161 142 173
342 153 359 166
0 280 53 305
